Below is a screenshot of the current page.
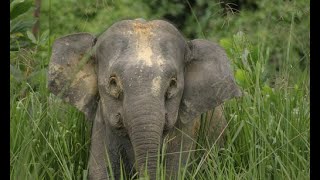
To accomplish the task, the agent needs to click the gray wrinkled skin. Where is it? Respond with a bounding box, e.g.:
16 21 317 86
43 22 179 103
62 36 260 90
48 19 241 180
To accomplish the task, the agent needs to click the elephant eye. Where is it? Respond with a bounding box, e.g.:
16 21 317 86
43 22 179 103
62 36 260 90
169 77 177 88
109 76 117 86
166 77 177 99
108 75 122 99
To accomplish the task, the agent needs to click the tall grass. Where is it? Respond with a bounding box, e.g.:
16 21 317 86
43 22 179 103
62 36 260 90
10 0 309 179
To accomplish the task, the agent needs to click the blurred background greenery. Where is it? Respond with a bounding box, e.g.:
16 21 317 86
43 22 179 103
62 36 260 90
10 0 309 179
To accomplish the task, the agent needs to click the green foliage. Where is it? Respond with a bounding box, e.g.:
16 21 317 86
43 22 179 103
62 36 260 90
10 0 35 51
10 0 33 19
10 0 309 179
40 0 151 37
220 29 309 179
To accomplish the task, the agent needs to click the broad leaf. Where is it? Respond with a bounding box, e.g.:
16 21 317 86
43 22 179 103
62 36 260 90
27 30 37 44
10 0 33 20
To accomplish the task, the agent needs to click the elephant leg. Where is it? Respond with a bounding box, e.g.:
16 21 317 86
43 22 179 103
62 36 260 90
88 115 109 180
164 106 227 179
204 105 227 147
164 120 198 179
88 111 122 180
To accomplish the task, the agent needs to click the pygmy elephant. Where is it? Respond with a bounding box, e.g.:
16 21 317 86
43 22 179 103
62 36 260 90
48 19 241 179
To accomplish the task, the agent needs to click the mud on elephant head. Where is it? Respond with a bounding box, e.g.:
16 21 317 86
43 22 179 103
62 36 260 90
48 19 241 179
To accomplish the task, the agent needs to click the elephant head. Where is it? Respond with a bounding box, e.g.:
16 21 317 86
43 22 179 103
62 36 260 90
48 19 241 178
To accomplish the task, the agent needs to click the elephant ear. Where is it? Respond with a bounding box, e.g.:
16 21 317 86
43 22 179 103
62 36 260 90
48 33 99 120
179 39 241 124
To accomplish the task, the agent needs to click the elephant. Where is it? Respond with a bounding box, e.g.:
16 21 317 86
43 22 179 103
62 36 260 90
48 18 241 179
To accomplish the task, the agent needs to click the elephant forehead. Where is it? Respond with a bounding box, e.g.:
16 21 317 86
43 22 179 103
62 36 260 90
131 21 165 68
99 20 185 75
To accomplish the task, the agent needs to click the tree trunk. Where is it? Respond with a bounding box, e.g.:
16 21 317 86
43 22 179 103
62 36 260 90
32 0 41 37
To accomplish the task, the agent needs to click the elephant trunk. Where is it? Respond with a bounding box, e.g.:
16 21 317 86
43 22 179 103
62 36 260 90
125 98 165 179
130 121 161 178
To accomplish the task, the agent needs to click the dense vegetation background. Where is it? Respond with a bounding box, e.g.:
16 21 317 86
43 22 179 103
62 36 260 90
10 0 310 179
